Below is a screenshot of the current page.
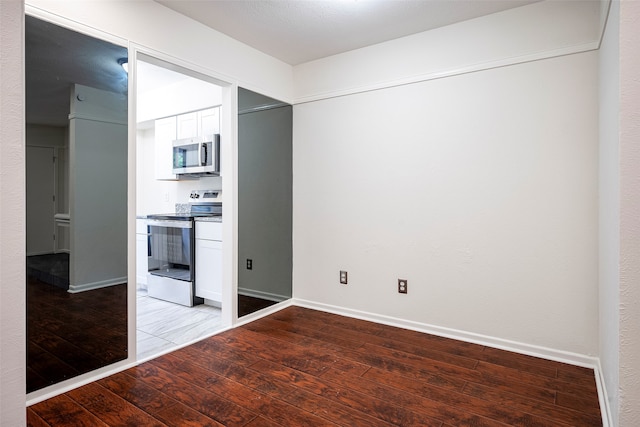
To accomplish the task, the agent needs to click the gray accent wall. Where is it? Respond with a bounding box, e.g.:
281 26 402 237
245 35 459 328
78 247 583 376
69 84 128 292
238 87 292 313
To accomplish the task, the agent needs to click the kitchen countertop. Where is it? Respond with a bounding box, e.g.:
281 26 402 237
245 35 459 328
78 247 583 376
195 216 223 223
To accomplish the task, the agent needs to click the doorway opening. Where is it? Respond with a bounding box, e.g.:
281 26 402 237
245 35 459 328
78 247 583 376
135 54 230 360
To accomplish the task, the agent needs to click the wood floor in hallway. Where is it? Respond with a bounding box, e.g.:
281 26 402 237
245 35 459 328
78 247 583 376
27 306 603 426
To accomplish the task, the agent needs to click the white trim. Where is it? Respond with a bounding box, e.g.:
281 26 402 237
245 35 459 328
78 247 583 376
26 250 57 257
235 298 294 327
26 358 136 407
594 359 614 427
597 0 613 49
133 44 235 91
293 298 599 368
25 4 127 48
68 113 127 126
238 287 290 303
68 277 127 293
293 41 599 105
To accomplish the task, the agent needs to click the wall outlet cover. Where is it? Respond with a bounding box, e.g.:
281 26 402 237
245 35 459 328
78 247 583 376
340 270 348 284
398 279 408 294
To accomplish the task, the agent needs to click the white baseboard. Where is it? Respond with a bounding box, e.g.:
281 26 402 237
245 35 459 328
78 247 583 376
238 287 289 303
593 359 614 427
26 357 137 407
293 298 599 367
26 250 57 257
235 298 294 327
68 276 127 293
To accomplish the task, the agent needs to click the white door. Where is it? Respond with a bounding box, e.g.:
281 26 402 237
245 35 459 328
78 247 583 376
26 146 56 255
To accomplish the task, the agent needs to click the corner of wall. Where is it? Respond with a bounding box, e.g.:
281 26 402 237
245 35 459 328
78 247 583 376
0 1 27 425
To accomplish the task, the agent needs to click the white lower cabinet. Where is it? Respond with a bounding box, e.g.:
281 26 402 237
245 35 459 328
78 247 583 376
195 221 222 303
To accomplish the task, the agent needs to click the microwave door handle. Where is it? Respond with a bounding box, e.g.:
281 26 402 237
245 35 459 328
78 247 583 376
201 143 207 166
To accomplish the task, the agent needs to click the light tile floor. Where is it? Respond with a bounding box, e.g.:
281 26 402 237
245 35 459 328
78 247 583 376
136 288 223 360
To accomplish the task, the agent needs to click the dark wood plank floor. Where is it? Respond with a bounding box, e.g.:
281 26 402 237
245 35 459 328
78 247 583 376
27 276 128 393
28 306 602 426
238 294 279 318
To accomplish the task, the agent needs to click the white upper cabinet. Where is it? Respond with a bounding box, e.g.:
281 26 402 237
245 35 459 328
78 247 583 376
176 112 198 139
177 107 220 139
199 107 220 135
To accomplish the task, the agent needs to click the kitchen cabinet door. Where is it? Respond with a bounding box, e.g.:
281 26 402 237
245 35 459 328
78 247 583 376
195 237 222 302
154 116 177 180
199 107 220 135
177 112 198 139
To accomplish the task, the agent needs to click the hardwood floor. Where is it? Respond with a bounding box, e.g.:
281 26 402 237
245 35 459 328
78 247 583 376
27 306 602 426
26 276 127 393
238 294 279 318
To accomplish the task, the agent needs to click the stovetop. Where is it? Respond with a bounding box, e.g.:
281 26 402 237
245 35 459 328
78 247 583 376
146 212 222 221
147 190 222 221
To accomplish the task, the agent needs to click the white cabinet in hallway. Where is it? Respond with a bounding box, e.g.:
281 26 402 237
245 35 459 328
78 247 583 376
195 220 222 303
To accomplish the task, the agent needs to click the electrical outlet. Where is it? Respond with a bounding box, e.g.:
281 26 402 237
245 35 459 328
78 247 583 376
340 270 348 285
246 259 253 270
398 279 408 294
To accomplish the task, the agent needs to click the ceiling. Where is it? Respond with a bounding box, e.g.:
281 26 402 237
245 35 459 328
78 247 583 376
25 15 128 127
156 0 540 65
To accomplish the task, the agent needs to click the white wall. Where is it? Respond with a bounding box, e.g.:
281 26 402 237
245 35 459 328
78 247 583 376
293 0 604 103
599 0 620 424
0 0 26 424
137 73 223 124
293 51 599 357
618 1 640 425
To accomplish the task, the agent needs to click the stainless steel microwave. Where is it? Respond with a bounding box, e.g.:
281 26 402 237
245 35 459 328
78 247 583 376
172 134 220 175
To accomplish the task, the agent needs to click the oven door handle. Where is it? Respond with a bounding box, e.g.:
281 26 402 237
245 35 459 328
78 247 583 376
146 219 193 229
